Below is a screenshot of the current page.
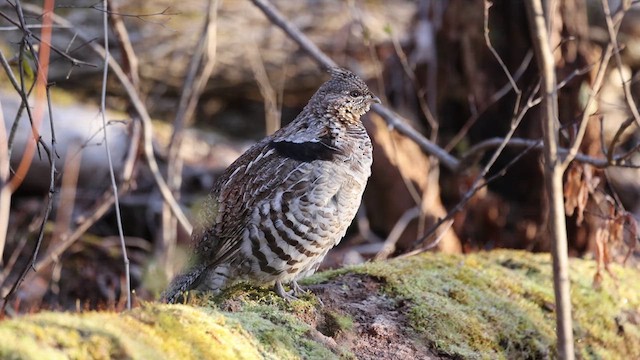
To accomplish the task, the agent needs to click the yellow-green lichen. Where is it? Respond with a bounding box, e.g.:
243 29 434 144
305 250 640 359
0 304 265 360
214 285 336 360
1 250 639 359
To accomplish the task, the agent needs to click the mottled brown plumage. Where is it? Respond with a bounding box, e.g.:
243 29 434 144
162 68 378 303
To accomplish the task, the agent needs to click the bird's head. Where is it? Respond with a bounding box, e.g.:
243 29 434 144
311 68 380 124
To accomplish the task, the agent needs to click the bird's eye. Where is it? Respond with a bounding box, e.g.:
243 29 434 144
349 90 362 98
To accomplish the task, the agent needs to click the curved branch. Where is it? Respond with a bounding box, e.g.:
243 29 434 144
250 0 461 171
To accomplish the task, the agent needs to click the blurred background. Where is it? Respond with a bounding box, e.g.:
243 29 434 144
1 0 639 312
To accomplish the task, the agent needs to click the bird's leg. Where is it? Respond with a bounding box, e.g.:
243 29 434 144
274 280 297 301
291 280 305 296
291 280 324 306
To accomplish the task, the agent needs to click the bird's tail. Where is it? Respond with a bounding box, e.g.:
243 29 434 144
160 264 207 304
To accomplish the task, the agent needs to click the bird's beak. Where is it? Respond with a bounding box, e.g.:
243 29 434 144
368 95 381 104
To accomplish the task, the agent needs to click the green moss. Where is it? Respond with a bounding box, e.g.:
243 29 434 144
1 251 639 359
307 251 640 359
0 304 266 360
302 250 640 359
147 283 335 359
327 311 354 333
211 285 336 359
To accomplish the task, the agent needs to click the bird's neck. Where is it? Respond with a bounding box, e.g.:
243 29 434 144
307 103 363 129
277 103 367 142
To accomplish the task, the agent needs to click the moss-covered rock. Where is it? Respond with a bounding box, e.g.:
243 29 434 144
1 250 638 359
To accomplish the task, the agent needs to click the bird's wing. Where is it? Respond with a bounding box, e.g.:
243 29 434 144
192 133 342 268
191 140 271 266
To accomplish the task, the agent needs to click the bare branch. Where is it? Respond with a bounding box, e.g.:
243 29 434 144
162 0 219 279
525 0 574 358
388 30 438 135
85 4 179 18
5 0 54 192
607 116 634 162
1 0 58 314
397 219 454 259
0 10 97 68
561 44 613 169
484 0 521 94
0 97 10 266
375 206 420 260
249 0 464 170
412 87 540 251
375 104 461 170
601 0 640 128
107 1 140 89
29 84 58 269
248 39 280 135
101 0 131 310
19 2 193 235
444 51 533 152
250 0 336 69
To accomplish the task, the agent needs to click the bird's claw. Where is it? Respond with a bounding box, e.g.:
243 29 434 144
291 280 305 296
274 281 299 301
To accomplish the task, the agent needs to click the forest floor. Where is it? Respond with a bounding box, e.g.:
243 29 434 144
2 250 639 359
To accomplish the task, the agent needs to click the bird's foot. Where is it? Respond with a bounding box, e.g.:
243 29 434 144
274 281 323 305
291 280 306 296
274 281 298 302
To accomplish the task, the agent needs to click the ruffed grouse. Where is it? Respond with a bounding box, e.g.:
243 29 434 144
162 68 378 303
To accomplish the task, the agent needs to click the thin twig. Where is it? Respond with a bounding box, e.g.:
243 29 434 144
0 24 69 30
32 187 131 276
397 219 454 259
83 4 179 18
484 0 525 128
375 206 420 260
29 84 58 269
107 0 140 89
601 0 640 128
389 31 438 135
1 0 57 314
0 96 10 265
20 2 193 235
444 51 533 152
250 0 336 69
412 88 541 251
459 134 640 169
162 0 218 279
561 44 613 169
6 0 54 192
51 143 81 256
0 10 97 68
100 0 131 310
607 117 634 162
248 38 280 135
1 43 39 160
376 104 461 170
484 0 521 94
